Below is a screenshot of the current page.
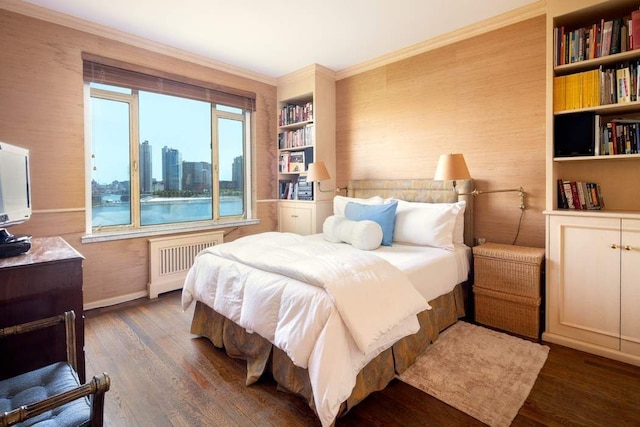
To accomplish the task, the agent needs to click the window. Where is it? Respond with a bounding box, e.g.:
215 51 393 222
83 55 255 237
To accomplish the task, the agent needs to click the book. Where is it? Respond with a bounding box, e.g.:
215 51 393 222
279 152 290 173
583 69 600 107
576 181 588 209
553 76 566 112
601 20 614 56
569 181 582 209
633 9 640 49
557 179 568 209
288 151 305 173
606 121 617 155
581 182 594 209
554 26 563 66
563 181 576 209
611 17 623 54
600 65 617 105
596 183 605 209
616 64 632 103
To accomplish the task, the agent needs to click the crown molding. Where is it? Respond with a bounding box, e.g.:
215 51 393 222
335 0 547 80
2 0 546 84
276 63 337 86
1 0 277 86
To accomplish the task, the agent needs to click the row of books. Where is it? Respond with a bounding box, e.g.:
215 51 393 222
557 180 604 210
279 176 313 200
597 116 640 155
279 149 311 173
554 113 640 157
553 8 640 67
553 60 640 112
278 101 313 127
278 124 314 149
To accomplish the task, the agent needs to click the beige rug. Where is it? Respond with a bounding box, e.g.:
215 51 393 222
398 321 549 427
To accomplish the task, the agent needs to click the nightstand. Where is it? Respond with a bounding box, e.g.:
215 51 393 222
472 243 545 339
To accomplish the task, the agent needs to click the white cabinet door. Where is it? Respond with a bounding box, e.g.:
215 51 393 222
548 215 621 349
621 219 640 356
278 204 313 235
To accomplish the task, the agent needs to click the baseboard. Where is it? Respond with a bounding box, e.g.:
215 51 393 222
148 278 184 299
84 290 148 311
542 332 640 367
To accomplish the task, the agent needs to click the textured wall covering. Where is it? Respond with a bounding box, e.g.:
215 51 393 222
336 16 546 248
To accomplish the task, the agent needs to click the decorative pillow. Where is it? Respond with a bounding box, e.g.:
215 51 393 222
323 215 383 250
344 200 398 246
333 195 384 217
393 200 461 250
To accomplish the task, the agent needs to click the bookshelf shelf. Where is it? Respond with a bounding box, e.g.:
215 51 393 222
555 100 640 115
554 48 640 74
279 120 313 130
554 152 640 161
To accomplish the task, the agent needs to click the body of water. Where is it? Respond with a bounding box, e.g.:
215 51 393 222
92 196 243 227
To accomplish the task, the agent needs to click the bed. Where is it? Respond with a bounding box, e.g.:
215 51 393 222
181 178 474 426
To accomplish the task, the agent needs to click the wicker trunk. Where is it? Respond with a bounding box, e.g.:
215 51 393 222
472 243 545 339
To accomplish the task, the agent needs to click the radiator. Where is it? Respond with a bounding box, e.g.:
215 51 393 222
147 231 224 298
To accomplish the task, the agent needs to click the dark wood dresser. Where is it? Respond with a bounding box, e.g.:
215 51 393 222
0 236 85 382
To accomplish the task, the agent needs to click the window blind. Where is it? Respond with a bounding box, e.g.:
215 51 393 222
82 53 256 111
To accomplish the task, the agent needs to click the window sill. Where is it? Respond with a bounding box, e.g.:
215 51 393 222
81 218 260 244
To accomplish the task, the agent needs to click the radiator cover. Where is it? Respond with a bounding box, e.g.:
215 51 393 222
147 231 223 298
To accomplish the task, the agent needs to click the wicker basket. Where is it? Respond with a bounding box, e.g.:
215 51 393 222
473 243 544 299
473 286 540 339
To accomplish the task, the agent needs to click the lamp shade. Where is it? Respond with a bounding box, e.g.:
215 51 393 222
306 162 331 182
434 153 472 180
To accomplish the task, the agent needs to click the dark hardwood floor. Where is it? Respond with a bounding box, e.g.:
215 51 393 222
84 291 640 426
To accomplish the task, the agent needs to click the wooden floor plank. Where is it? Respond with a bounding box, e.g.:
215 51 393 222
84 291 640 426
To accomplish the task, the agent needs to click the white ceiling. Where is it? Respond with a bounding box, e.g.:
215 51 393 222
23 0 538 79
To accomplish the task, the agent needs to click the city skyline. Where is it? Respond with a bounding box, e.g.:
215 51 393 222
91 89 242 185
118 141 243 194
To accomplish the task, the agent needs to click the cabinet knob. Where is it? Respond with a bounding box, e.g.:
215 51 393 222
610 243 618 249
624 245 632 251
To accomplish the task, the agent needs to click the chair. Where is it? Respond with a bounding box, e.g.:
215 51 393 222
0 311 110 426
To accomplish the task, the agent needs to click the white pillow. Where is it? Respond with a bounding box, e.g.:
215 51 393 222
393 200 462 250
333 195 384 217
323 215 383 250
452 200 466 244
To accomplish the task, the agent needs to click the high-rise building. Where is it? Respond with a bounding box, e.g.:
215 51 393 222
140 140 152 194
182 161 211 192
232 155 243 190
162 146 182 191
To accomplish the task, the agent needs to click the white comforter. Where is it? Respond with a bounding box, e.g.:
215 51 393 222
182 232 430 427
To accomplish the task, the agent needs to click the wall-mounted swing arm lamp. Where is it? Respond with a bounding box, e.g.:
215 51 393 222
306 162 344 193
434 153 526 210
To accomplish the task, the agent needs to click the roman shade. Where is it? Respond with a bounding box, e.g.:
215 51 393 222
82 52 256 111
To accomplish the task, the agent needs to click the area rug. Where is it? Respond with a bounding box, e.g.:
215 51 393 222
398 321 549 427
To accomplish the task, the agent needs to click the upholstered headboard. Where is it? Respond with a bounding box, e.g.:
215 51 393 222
347 179 474 247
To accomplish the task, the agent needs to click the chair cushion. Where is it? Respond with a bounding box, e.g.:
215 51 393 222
0 362 91 427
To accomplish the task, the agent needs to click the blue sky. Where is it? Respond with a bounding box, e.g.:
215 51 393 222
91 88 241 184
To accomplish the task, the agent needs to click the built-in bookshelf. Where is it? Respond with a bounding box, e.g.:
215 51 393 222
549 0 640 213
277 99 315 201
276 64 335 235
544 0 640 369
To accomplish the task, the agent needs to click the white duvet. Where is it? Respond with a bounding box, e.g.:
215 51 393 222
182 232 430 427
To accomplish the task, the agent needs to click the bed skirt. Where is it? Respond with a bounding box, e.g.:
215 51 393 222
189 283 467 419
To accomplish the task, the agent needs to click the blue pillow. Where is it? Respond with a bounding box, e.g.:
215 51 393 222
344 200 398 246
